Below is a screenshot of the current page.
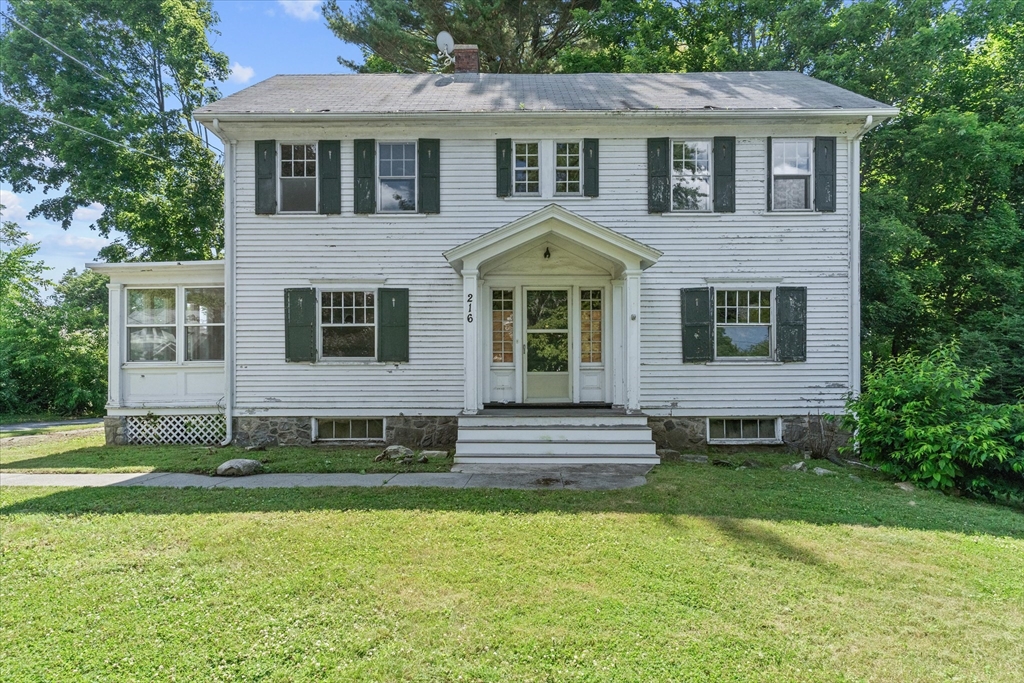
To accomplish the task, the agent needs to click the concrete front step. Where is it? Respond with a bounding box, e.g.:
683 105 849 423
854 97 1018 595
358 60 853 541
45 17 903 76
456 440 657 456
457 426 654 443
459 414 650 428
453 454 661 466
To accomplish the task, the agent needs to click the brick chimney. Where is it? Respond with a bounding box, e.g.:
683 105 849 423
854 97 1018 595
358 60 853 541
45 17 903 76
453 44 479 73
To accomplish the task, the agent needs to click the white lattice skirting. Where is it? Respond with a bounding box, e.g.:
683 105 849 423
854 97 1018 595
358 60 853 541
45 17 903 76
124 414 227 445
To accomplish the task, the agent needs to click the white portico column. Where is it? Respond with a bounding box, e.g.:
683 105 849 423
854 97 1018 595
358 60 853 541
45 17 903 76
462 269 480 414
624 269 642 412
106 282 123 408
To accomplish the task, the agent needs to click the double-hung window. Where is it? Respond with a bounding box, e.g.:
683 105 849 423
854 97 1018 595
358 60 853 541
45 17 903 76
554 141 581 195
185 288 225 361
378 142 417 212
513 142 540 195
279 143 317 212
771 139 812 210
671 140 712 211
127 289 177 362
715 289 772 359
321 290 376 358
126 287 225 363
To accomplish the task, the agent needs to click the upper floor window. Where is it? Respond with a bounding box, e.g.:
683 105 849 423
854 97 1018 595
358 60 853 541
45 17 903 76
555 142 582 195
280 143 317 213
513 142 540 195
378 142 417 212
771 139 812 210
672 140 711 211
715 289 772 359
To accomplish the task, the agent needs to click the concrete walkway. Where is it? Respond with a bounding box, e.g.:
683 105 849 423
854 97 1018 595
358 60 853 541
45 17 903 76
0 468 648 491
1 418 103 433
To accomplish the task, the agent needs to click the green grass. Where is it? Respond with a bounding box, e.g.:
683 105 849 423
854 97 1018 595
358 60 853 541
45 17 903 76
0 431 452 474
0 422 102 437
2 445 1023 681
0 412 97 425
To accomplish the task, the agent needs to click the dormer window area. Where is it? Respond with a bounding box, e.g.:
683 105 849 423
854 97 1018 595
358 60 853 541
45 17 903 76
279 143 317 213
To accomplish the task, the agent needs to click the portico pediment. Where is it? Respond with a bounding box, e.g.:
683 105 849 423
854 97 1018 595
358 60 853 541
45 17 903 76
444 204 662 277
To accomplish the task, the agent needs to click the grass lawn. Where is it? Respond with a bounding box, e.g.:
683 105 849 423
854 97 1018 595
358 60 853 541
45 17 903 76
0 422 103 438
0 412 99 425
0 431 452 474
2 441 1023 682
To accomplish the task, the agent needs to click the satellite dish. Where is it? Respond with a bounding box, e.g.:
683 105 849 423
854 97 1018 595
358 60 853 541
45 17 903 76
436 31 454 56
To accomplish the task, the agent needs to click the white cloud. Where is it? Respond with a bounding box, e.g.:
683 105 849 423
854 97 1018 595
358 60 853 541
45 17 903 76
0 190 28 222
277 1 320 21
72 202 104 223
48 233 110 252
228 61 256 85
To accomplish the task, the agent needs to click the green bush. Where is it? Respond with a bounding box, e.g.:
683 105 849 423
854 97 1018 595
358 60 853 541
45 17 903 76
842 343 1024 502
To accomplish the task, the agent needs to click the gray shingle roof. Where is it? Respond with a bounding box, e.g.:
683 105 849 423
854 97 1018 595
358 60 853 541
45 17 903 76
195 71 894 117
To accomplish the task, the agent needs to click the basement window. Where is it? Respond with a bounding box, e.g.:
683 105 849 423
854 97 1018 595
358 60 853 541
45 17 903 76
315 418 385 441
707 417 780 444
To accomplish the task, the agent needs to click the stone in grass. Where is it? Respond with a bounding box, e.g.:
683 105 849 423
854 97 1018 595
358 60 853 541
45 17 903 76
849 474 863 483
375 445 415 462
780 461 807 472
657 448 681 461
680 454 709 464
712 459 734 468
417 455 429 464
895 481 916 492
216 458 263 476
812 467 836 476
419 450 447 458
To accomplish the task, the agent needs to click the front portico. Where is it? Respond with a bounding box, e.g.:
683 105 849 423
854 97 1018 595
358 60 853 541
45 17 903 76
444 204 661 415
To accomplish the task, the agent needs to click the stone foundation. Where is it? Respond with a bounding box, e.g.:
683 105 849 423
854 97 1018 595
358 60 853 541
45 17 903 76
104 416 127 445
231 415 457 448
648 414 848 456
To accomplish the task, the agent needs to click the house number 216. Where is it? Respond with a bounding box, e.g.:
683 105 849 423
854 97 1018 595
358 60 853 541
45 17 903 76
466 293 473 323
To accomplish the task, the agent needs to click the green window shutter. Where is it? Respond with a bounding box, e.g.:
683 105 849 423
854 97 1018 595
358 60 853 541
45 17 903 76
496 138 512 197
681 287 712 363
418 138 440 214
648 138 670 213
284 288 317 362
814 136 836 212
255 140 276 215
712 136 735 213
318 140 341 215
354 139 376 214
377 288 409 363
583 138 599 197
766 136 773 211
776 286 807 362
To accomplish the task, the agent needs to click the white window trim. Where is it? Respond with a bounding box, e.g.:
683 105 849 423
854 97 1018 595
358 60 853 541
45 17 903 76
706 417 783 445
770 137 814 212
376 141 418 213
511 140 542 197
313 417 387 442
712 286 776 363
277 141 319 215
124 285 225 366
670 139 714 212
317 287 379 363
553 140 584 196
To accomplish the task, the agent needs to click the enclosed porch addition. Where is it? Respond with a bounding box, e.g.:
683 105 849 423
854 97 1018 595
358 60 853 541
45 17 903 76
444 205 662 466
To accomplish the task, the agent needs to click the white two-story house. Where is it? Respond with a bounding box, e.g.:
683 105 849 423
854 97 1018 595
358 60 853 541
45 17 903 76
91 48 897 466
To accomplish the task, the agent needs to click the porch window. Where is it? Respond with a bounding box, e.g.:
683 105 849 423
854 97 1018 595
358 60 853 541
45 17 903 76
708 417 779 443
771 139 812 210
715 290 772 359
378 142 417 212
513 142 540 195
580 289 603 363
279 143 317 212
554 141 582 195
491 289 514 363
185 288 225 361
671 140 712 211
321 290 376 358
127 289 176 362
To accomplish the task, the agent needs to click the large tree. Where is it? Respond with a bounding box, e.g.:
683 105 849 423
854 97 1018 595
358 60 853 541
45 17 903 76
323 0 601 73
0 0 228 261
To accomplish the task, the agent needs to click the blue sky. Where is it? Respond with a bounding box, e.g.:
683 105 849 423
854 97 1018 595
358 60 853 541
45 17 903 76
0 0 363 282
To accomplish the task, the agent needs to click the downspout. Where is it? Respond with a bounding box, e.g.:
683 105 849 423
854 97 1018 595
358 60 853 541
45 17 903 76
211 118 236 446
850 115 875 398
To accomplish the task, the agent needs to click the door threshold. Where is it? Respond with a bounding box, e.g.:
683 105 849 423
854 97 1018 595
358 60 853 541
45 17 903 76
482 403 613 410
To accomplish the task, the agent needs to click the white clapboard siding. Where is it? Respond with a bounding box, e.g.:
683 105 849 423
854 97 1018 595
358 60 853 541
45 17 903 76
232 120 855 417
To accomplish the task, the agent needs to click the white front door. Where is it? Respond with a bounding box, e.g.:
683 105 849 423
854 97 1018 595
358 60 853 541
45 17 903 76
485 284 609 405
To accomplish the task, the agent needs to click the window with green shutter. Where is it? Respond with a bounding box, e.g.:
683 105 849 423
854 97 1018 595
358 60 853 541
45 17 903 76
318 140 341 214
712 136 735 212
814 137 836 212
377 288 409 363
648 138 670 213
418 138 440 214
776 287 807 362
255 140 277 214
354 139 376 214
583 138 599 197
284 288 317 362
681 287 712 362
496 139 512 197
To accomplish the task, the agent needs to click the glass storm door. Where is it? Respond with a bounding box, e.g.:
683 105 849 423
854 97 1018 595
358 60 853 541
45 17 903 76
525 289 571 402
